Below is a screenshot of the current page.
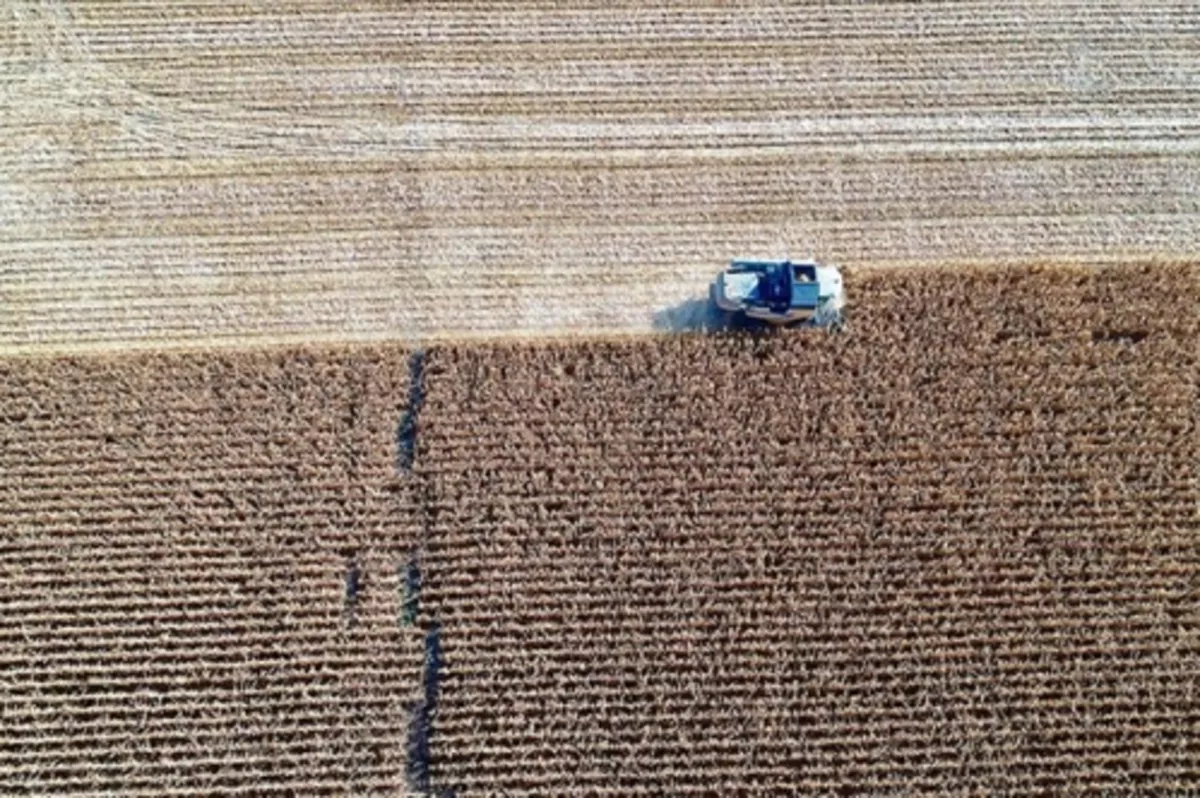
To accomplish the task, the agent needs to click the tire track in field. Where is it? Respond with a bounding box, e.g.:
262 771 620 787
2 1 1197 354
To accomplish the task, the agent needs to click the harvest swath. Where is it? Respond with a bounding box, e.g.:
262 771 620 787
419 264 1199 793
1 348 422 795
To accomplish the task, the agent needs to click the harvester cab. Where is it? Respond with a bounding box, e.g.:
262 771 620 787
712 259 845 330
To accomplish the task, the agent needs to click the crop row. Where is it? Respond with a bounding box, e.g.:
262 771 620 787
1 347 422 795
417 263 1198 794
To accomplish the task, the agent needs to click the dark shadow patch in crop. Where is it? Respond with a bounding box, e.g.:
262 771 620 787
406 619 449 795
343 552 364 629
400 552 421 627
1092 328 1149 345
396 349 427 474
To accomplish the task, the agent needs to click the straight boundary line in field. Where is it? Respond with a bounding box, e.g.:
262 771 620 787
1 256 1193 360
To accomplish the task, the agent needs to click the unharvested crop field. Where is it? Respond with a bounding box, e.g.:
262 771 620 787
3 2 1199 353
2 264 1198 794
419 264 1199 794
1 347 424 794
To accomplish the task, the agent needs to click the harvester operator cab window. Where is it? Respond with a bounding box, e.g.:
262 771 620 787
794 264 816 283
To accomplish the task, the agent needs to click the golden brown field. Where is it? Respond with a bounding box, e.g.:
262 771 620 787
3 2 1198 353
4 0 1199 791
418 264 1198 794
1 347 422 794
2 263 1198 793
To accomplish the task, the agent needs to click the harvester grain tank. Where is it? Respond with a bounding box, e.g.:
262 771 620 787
712 259 845 330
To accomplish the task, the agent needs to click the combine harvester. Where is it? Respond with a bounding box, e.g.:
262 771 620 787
712 259 845 331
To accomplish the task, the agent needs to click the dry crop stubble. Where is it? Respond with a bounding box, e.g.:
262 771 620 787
0 346 425 794
417 264 1199 794
3 2 1199 352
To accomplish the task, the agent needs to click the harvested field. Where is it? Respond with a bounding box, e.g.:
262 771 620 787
3 2 1199 353
0 347 423 795
419 263 1200 794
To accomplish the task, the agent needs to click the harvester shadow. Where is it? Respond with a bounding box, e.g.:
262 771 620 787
652 295 775 335
653 295 727 333
406 620 452 796
395 349 426 474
